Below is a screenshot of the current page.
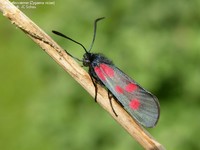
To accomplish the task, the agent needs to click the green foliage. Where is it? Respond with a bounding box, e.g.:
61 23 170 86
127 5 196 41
0 0 200 149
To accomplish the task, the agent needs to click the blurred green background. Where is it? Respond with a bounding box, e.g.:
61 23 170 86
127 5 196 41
0 0 200 149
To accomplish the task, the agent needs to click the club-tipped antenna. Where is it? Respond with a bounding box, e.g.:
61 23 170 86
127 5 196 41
52 30 88 55
88 17 105 52
52 17 105 56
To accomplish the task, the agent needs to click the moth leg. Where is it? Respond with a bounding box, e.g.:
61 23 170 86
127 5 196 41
108 90 118 117
89 74 98 102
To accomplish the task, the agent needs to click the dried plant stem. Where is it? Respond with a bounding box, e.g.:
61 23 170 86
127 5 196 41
0 1 165 149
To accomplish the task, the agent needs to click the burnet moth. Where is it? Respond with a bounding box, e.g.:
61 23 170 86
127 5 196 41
52 17 160 127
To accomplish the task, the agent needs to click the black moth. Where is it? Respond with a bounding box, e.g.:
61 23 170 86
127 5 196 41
52 17 160 127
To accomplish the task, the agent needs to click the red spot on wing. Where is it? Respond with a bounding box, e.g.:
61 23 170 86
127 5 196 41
129 99 140 110
94 64 114 81
115 85 123 94
100 64 114 78
125 83 137 92
94 66 106 80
